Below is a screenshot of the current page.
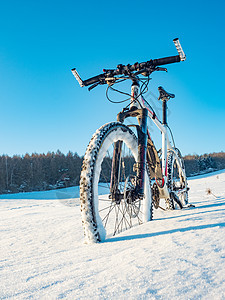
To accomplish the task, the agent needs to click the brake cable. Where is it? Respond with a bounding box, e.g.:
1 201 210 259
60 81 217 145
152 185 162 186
106 75 151 105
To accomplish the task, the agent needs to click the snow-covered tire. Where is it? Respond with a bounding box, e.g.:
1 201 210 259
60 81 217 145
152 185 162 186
166 148 188 210
80 122 152 243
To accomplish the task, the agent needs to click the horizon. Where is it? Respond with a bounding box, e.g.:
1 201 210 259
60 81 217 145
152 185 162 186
0 148 225 159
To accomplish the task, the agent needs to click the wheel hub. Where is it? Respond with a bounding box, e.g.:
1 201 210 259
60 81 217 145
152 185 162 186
124 176 141 218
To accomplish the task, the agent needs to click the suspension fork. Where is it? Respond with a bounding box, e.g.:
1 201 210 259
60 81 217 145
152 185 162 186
110 140 123 199
110 108 148 200
130 81 148 196
135 108 148 196
110 78 148 199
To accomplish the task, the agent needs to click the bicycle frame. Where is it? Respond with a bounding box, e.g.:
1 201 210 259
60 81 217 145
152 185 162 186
71 39 187 203
145 96 175 199
111 80 184 201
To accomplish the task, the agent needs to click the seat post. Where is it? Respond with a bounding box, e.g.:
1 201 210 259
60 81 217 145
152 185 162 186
158 86 175 125
162 100 167 125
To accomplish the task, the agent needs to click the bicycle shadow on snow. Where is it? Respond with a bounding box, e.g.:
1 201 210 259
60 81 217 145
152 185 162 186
155 197 225 222
105 222 225 243
105 197 225 243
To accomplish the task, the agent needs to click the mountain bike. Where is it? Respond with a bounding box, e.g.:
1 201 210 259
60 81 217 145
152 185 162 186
72 38 189 243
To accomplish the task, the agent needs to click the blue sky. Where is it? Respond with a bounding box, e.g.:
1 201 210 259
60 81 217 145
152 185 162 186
0 0 225 157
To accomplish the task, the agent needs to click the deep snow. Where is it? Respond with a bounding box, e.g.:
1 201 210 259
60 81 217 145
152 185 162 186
1 170 225 299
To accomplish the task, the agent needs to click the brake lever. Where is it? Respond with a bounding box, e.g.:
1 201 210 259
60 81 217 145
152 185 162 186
88 78 109 91
88 82 100 91
155 67 168 72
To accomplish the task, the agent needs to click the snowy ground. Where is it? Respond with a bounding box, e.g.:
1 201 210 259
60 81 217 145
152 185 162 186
1 170 225 299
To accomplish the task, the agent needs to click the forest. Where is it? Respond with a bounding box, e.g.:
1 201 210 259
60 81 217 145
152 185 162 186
0 150 225 195
0 151 82 194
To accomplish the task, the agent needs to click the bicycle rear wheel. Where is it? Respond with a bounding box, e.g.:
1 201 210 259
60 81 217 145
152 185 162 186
80 122 152 243
167 148 188 209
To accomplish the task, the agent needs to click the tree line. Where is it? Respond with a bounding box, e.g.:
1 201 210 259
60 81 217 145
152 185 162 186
0 151 82 194
183 152 225 176
0 151 225 194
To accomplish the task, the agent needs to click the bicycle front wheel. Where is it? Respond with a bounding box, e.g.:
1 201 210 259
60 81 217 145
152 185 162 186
80 122 152 243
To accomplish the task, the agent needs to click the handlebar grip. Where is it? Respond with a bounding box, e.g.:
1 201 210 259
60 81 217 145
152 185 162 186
82 73 105 86
173 38 186 61
71 68 85 87
152 55 180 67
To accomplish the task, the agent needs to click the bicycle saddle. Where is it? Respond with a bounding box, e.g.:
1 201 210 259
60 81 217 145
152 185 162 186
158 86 175 101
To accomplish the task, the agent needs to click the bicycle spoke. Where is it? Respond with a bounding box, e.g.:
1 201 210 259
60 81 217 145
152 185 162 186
113 205 119 235
121 201 129 232
99 198 111 202
98 184 110 189
117 203 132 228
100 172 111 189
134 207 143 224
121 201 128 231
101 202 116 227
101 202 115 221
99 203 115 212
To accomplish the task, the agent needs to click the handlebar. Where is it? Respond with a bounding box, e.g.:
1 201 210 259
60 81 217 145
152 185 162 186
72 38 186 88
83 74 107 87
151 55 180 66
